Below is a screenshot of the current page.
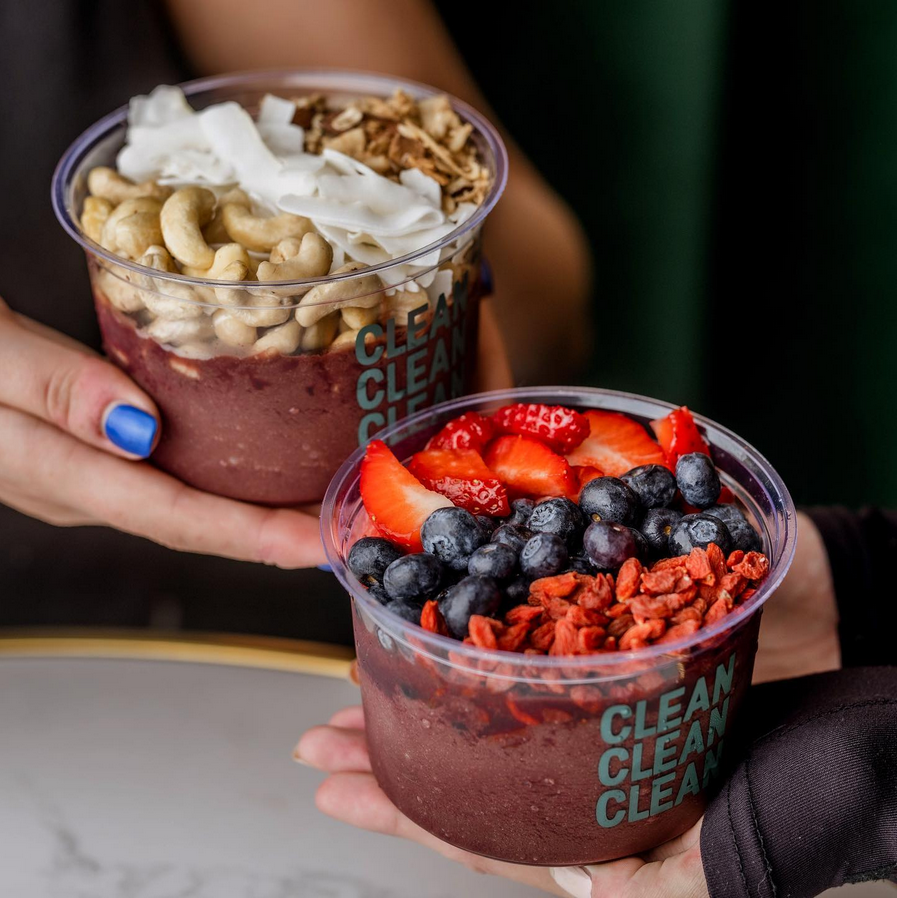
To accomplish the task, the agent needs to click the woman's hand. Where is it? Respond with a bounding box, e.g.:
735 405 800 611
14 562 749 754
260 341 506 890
296 707 709 898
0 299 325 567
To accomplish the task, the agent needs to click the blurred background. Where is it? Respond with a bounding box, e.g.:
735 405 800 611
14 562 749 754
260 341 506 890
2 0 894 638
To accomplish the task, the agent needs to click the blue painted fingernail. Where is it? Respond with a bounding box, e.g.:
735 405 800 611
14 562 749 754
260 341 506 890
103 404 158 458
317 564 333 573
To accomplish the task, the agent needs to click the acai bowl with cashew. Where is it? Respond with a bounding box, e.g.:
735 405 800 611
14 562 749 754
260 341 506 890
53 70 507 505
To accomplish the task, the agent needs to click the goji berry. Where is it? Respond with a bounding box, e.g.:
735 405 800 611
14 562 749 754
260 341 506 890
549 618 579 656
505 692 540 725
603 636 618 650
732 551 770 581
616 557 643 600
606 602 632 619
579 574 614 610
652 555 689 571
619 619 667 650
498 622 531 653
541 594 574 620
504 604 543 626
704 597 730 626
529 621 556 652
740 587 757 603
656 620 701 644
531 571 580 599
577 626 607 653
727 549 745 568
685 547 713 582
641 567 680 596
671 606 703 625
468 615 499 649
420 599 449 636
570 684 603 713
719 572 748 597
629 595 675 623
566 605 609 627
608 614 636 638
707 542 728 581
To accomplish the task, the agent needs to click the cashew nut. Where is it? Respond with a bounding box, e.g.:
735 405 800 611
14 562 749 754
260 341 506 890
138 246 204 320
384 288 430 327
229 294 292 328
212 261 251 307
180 243 251 279
252 320 302 356
145 315 213 346
160 187 217 269
203 187 251 245
295 262 383 327
222 204 313 252
341 305 380 329
80 196 114 243
300 312 339 351
95 266 144 313
100 197 164 256
330 328 367 351
87 166 172 204
257 233 333 282
115 211 164 260
213 309 257 348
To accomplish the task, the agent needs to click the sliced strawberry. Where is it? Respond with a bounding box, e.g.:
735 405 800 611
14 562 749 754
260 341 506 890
360 440 452 551
565 410 668 477
650 407 710 464
485 435 578 498
492 403 590 453
570 464 605 500
717 485 735 504
427 412 495 452
408 448 510 516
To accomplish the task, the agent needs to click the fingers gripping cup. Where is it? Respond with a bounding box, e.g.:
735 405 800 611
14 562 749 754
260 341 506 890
322 388 797 867
53 71 507 505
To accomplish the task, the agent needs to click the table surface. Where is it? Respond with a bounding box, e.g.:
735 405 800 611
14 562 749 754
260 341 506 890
0 634 891 898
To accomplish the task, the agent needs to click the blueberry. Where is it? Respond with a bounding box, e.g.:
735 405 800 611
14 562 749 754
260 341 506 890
583 520 639 571
421 507 486 572
520 533 569 579
385 599 423 625
567 553 598 575
507 498 535 527
622 465 677 509
491 524 533 554
503 576 532 606
628 527 650 561
347 537 404 586
367 582 391 605
642 507 684 556
438 575 502 639
675 453 721 509
705 504 762 552
383 553 444 603
476 515 500 536
579 476 641 526
668 514 733 555
468 543 518 581
528 497 587 546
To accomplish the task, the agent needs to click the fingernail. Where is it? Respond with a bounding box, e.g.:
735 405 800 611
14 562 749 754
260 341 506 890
103 403 158 458
292 746 310 766
317 564 333 573
550 866 592 898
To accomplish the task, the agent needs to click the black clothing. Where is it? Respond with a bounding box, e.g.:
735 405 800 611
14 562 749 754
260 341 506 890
702 507 897 897
702 667 897 898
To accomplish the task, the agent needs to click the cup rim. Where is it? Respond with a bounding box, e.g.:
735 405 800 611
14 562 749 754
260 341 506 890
51 68 508 291
321 386 798 676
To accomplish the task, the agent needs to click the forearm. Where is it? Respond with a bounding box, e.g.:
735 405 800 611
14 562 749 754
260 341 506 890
164 0 592 382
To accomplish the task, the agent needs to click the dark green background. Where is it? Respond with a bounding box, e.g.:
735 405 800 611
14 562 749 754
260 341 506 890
441 0 897 509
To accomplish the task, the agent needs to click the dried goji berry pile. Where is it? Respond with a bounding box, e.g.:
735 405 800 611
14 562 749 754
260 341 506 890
420 544 769 654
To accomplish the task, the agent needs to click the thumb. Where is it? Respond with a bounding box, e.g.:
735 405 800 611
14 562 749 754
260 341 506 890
0 305 161 459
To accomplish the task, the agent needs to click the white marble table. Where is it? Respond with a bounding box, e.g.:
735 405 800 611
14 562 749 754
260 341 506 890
0 634 890 898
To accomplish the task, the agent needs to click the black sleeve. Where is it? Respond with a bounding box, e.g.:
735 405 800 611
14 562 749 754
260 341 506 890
806 507 897 667
701 666 897 898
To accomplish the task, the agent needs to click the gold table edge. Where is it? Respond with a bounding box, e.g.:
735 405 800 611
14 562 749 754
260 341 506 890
0 629 355 679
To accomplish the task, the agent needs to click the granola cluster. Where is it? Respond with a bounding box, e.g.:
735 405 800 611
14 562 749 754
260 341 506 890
298 90 490 213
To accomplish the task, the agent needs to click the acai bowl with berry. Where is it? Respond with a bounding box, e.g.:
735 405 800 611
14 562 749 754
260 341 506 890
321 387 796 866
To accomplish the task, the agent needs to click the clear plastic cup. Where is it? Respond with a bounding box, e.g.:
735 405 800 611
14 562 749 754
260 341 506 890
322 387 797 866
52 71 507 505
